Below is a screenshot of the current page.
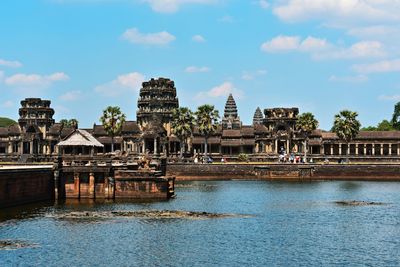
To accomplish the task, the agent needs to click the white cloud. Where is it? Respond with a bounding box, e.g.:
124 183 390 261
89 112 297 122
378 95 400 101
241 69 267 80
329 74 369 83
273 0 400 23
0 71 4 81
347 25 400 38
258 0 269 9
95 72 145 97
143 0 217 13
122 28 175 45
353 59 400 73
4 72 69 88
300 36 330 51
261 35 330 53
59 90 82 101
185 66 210 73
1 100 14 108
261 36 386 60
218 15 234 23
192 34 206 43
261 35 300 52
0 59 22 68
196 82 243 100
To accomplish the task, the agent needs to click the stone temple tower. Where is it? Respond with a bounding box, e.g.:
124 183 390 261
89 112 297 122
136 77 179 134
18 98 55 138
222 94 241 129
253 107 263 125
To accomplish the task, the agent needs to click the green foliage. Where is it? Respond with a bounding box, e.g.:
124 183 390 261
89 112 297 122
0 117 17 127
60 118 79 128
391 102 400 130
361 126 377 131
171 107 195 157
238 153 248 162
297 112 319 137
195 104 219 157
361 120 394 131
195 104 220 138
332 110 361 143
376 120 394 131
171 107 195 140
100 106 126 152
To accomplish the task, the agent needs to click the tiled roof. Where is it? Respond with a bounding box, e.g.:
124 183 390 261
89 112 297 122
57 129 104 147
122 121 141 133
222 129 242 137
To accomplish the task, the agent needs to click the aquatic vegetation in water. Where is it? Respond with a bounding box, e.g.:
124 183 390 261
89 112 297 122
334 201 386 206
48 210 252 220
0 240 39 250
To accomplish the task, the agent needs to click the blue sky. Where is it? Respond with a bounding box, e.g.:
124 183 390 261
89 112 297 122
1 0 400 130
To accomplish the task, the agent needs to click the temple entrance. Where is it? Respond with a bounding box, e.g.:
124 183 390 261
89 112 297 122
144 139 154 154
23 142 30 154
277 140 287 154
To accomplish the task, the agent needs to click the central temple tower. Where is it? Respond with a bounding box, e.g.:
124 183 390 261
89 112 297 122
136 77 179 134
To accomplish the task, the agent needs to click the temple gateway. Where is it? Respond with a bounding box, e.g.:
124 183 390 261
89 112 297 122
1 77 400 162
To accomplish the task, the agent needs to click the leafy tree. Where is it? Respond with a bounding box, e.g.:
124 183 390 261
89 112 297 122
171 107 195 158
361 126 377 131
195 104 219 158
60 119 79 129
376 120 394 131
391 102 400 130
297 112 319 163
100 106 126 152
332 110 361 162
361 120 394 131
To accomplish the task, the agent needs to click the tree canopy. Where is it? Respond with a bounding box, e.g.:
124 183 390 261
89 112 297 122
60 119 79 129
332 110 361 143
100 106 126 152
171 107 195 157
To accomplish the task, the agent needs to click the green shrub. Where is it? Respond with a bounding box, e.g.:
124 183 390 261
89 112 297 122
238 153 248 162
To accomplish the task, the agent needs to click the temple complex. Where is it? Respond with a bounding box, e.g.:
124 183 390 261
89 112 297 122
2 77 400 162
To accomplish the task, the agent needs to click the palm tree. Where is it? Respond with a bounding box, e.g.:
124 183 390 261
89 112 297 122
195 104 219 159
60 119 79 129
100 106 126 152
297 112 319 163
171 107 195 158
332 110 361 162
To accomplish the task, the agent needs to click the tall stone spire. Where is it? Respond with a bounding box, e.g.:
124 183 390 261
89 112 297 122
222 94 241 129
224 94 238 119
253 107 263 125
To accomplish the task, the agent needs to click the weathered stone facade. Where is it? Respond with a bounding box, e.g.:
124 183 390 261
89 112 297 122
2 78 400 162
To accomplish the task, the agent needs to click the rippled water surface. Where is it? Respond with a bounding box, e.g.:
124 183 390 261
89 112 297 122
1 181 400 266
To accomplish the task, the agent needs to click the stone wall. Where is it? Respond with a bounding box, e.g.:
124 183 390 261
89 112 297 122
167 163 400 181
0 167 54 208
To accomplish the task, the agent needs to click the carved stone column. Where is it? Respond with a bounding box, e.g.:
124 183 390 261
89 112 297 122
89 172 95 199
74 173 80 198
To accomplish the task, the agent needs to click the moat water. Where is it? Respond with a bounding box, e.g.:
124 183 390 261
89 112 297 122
1 181 400 266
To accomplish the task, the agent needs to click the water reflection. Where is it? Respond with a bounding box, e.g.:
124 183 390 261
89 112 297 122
0 181 399 266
